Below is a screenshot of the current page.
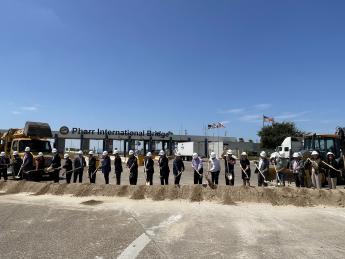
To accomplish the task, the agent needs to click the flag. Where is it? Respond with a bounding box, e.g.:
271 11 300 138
263 115 274 123
208 122 226 129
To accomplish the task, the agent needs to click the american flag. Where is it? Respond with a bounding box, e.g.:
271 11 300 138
208 122 226 129
263 115 274 123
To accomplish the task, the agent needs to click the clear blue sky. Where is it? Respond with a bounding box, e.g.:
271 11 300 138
1 0 344 141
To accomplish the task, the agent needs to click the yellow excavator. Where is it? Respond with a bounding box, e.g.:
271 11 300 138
0 121 54 177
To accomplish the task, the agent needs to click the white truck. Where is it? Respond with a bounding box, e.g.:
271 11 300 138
276 137 303 158
176 142 205 160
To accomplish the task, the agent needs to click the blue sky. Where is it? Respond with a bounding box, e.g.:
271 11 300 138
1 0 344 141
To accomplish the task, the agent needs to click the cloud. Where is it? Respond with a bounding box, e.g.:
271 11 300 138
11 111 21 115
20 106 38 111
254 103 272 110
218 108 245 114
239 114 262 123
275 111 309 120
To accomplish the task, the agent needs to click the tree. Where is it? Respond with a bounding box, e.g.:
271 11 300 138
257 122 304 149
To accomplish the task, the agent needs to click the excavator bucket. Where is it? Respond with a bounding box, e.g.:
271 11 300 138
24 122 53 138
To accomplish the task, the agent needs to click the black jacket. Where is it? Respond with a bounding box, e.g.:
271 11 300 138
224 156 236 173
158 156 170 173
101 156 111 174
144 158 154 174
51 154 61 169
0 157 10 171
114 156 123 173
63 158 73 173
240 158 251 173
173 159 184 176
88 156 97 173
74 156 86 171
127 156 138 173
327 159 339 178
12 156 23 174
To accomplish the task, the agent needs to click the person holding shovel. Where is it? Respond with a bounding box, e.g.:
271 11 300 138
21 147 34 180
144 152 154 185
50 148 61 183
326 152 339 189
208 152 221 185
291 152 305 187
127 150 138 185
173 152 184 185
11 151 22 180
114 150 123 185
240 152 251 186
63 153 73 184
224 150 236 186
255 151 269 187
192 153 203 184
101 151 111 184
0 152 9 182
73 150 86 183
274 152 287 186
88 151 97 183
34 152 45 181
158 150 170 185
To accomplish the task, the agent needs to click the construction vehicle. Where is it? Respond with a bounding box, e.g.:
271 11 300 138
267 127 345 185
0 121 53 179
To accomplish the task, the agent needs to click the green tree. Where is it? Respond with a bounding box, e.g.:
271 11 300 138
257 122 304 149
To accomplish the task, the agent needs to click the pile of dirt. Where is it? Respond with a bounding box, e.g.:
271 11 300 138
81 200 104 206
1 181 345 207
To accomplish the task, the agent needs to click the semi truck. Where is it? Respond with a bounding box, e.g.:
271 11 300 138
176 141 224 160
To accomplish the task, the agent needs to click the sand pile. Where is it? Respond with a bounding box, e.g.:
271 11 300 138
0 181 345 207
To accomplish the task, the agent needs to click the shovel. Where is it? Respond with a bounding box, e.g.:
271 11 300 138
240 164 249 179
143 165 150 186
273 164 283 186
254 164 271 185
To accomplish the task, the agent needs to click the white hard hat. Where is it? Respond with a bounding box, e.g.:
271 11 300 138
64 153 69 159
102 151 108 156
146 152 152 157
175 152 181 157
0 152 5 157
38 152 43 157
227 149 233 155
210 152 216 159
192 153 198 159
88 151 94 155
260 151 267 158
25 147 30 152
78 150 83 155
327 152 335 157
159 150 165 156
311 151 319 156
129 150 134 155
241 152 247 156
52 148 57 153
114 150 119 154
13 151 19 156
293 152 299 158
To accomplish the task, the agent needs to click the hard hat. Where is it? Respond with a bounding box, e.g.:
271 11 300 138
64 153 69 159
192 153 198 159
241 152 247 156
25 147 30 152
78 150 83 155
13 151 19 156
146 152 152 157
327 152 335 157
159 150 165 156
311 151 319 156
0 152 5 157
293 152 299 158
52 148 57 153
38 152 43 157
129 150 134 155
210 152 216 159
88 151 94 155
114 150 119 154
227 149 233 155
175 152 181 157
102 151 108 156
260 151 267 158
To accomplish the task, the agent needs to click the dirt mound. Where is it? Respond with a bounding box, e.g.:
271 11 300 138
81 200 104 206
1 181 345 207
